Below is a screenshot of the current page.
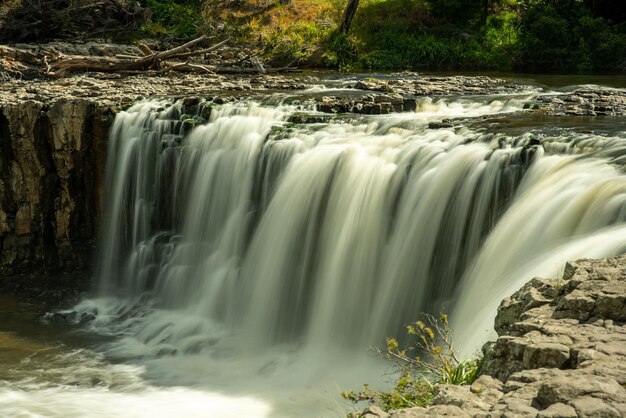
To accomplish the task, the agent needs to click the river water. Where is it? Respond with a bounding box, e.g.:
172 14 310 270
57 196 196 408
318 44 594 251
1 74 625 417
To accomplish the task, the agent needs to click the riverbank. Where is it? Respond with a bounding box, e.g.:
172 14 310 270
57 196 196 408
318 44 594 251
351 255 626 417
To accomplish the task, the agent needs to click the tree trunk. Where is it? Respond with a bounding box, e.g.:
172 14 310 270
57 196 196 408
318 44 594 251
480 0 489 26
340 0 360 34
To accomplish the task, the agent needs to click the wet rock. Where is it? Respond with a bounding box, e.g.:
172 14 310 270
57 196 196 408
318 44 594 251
403 98 417 111
428 121 454 129
287 113 329 124
535 89 626 116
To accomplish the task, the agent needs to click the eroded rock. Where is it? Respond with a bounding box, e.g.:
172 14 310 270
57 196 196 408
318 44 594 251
353 256 626 417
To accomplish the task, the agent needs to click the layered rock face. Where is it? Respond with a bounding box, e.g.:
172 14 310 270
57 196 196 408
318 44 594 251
356 256 626 418
0 99 112 292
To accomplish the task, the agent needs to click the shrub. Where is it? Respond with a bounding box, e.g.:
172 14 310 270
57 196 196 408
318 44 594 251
324 30 359 69
342 313 483 411
142 0 205 38
260 20 334 66
481 10 521 69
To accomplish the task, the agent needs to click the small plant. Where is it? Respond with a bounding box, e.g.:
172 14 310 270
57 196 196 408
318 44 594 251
342 313 483 411
180 114 203 125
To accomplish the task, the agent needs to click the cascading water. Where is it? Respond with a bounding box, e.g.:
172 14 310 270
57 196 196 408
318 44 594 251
4 88 626 418
92 96 541 353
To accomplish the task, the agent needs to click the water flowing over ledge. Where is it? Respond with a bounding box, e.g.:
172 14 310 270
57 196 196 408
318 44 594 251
1 81 626 417
79 94 626 414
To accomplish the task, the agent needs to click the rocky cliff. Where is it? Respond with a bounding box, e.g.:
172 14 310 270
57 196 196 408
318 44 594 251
355 256 626 418
0 99 112 293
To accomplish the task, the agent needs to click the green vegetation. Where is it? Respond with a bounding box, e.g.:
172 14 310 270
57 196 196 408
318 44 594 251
341 314 483 410
141 0 205 38
2 0 622 72
210 0 624 73
327 0 625 72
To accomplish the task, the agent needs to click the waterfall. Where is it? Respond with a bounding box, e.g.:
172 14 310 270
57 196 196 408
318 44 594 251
76 95 626 415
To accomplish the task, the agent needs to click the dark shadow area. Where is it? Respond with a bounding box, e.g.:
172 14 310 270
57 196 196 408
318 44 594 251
0 0 146 43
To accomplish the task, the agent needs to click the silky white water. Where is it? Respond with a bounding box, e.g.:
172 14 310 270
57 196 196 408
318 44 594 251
2 89 626 417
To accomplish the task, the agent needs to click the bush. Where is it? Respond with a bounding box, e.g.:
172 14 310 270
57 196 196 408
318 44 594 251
142 0 205 38
342 313 483 411
481 10 521 69
517 0 626 72
260 20 334 66
429 0 481 23
324 30 359 69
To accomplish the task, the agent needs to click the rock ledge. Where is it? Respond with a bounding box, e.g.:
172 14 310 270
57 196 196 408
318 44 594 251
353 256 626 417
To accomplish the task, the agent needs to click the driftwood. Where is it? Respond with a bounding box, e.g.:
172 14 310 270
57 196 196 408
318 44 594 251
0 36 297 78
45 35 211 77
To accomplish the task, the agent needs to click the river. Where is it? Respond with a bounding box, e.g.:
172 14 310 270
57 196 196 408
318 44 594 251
1 73 625 417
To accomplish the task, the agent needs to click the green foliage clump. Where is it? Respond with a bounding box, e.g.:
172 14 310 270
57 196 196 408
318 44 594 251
141 0 205 38
481 10 521 69
180 114 204 125
318 0 625 73
517 0 626 72
324 30 359 69
261 20 334 66
342 313 483 411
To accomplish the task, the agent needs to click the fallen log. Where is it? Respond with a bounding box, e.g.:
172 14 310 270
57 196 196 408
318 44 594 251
1 36 294 79
167 37 231 60
45 35 211 77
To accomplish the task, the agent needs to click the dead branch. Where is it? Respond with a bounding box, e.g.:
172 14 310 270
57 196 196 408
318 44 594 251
168 37 232 59
154 35 208 61
44 35 209 77
1 35 294 79
137 43 153 56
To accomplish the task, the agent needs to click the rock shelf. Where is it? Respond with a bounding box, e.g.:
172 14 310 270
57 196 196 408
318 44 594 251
353 256 626 418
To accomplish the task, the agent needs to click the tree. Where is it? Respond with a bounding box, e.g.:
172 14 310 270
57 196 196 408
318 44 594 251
340 0 360 33
583 0 626 22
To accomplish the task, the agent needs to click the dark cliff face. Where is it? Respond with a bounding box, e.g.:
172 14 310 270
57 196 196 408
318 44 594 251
0 99 113 294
